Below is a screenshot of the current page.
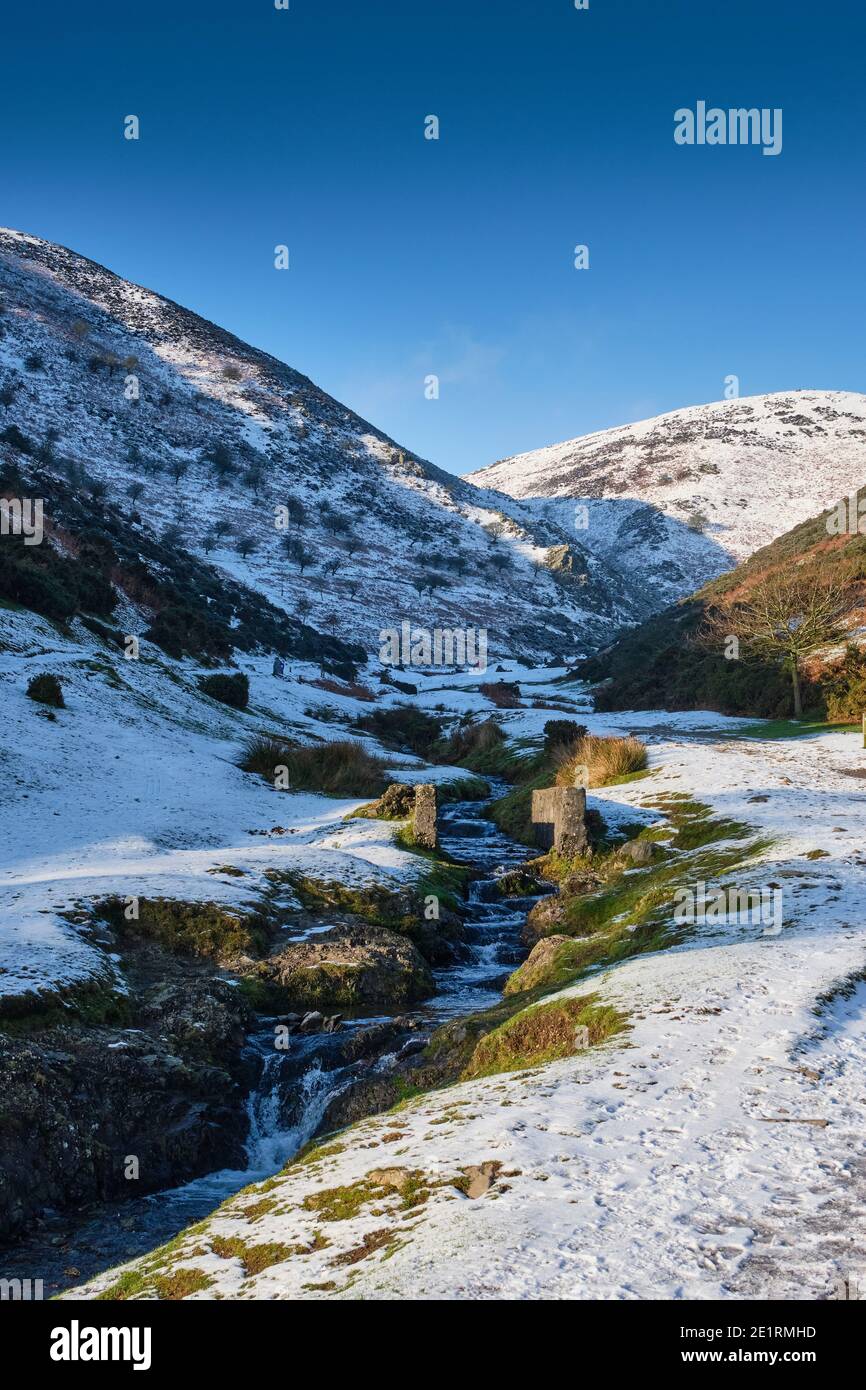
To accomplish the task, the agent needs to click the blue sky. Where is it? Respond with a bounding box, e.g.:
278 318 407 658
2 0 863 474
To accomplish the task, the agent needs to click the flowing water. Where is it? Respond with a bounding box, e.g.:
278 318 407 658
2 781 549 1293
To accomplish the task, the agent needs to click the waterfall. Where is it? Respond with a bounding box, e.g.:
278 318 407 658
244 1054 349 1175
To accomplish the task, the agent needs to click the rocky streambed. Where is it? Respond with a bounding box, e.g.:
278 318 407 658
0 783 551 1296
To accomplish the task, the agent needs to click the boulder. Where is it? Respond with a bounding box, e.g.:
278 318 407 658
505 934 588 995
523 893 565 944
618 839 656 866
319 1074 403 1130
258 924 434 1010
368 782 416 819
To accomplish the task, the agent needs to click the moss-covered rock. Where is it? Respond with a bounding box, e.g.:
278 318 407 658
98 896 269 966
462 993 627 1079
272 872 468 966
351 781 416 820
253 925 434 1011
504 934 594 996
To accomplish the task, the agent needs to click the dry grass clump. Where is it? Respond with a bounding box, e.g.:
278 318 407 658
479 680 522 708
241 735 388 797
555 732 647 788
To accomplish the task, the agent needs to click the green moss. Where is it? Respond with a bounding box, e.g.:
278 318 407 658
510 798 775 998
486 769 550 846
153 1268 214 1300
293 1138 347 1167
559 838 770 942
602 767 655 787
670 816 751 851
302 1178 386 1222
462 994 627 1079
504 938 594 996
96 1269 151 1301
235 976 287 1013
97 1264 214 1301
98 895 268 963
414 993 539 1086
210 1236 294 1275
0 974 130 1032
241 1197 279 1222
350 775 491 820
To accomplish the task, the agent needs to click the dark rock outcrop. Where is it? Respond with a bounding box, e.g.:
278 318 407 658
0 977 252 1240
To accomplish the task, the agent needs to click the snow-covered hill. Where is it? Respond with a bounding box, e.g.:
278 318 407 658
467 392 866 607
0 229 647 661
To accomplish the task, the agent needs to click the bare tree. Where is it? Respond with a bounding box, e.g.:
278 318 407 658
285 496 306 530
701 573 845 719
283 536 314 573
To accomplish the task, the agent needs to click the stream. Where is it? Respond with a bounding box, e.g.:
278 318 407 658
2 780 548 1295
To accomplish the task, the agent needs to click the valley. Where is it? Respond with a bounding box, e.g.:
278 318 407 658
2 230 865 1305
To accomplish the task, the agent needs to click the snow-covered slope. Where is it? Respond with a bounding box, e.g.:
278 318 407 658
0 229 646 660
467 392 866 607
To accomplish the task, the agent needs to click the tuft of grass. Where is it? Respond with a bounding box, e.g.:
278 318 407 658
462 994 627 1079
555 733 648 788
438 718 512 772
98 1266 214 1301
302 1178 386 1222
478 680 522 708
331 1227 400 1266
153 1268 214 1300
210 1236 294 1275
241 735 389 797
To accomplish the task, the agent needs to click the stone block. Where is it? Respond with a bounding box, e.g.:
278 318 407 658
413 783 438 850
531 785 588 855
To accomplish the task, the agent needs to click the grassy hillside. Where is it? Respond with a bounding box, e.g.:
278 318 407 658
578 487 866 718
